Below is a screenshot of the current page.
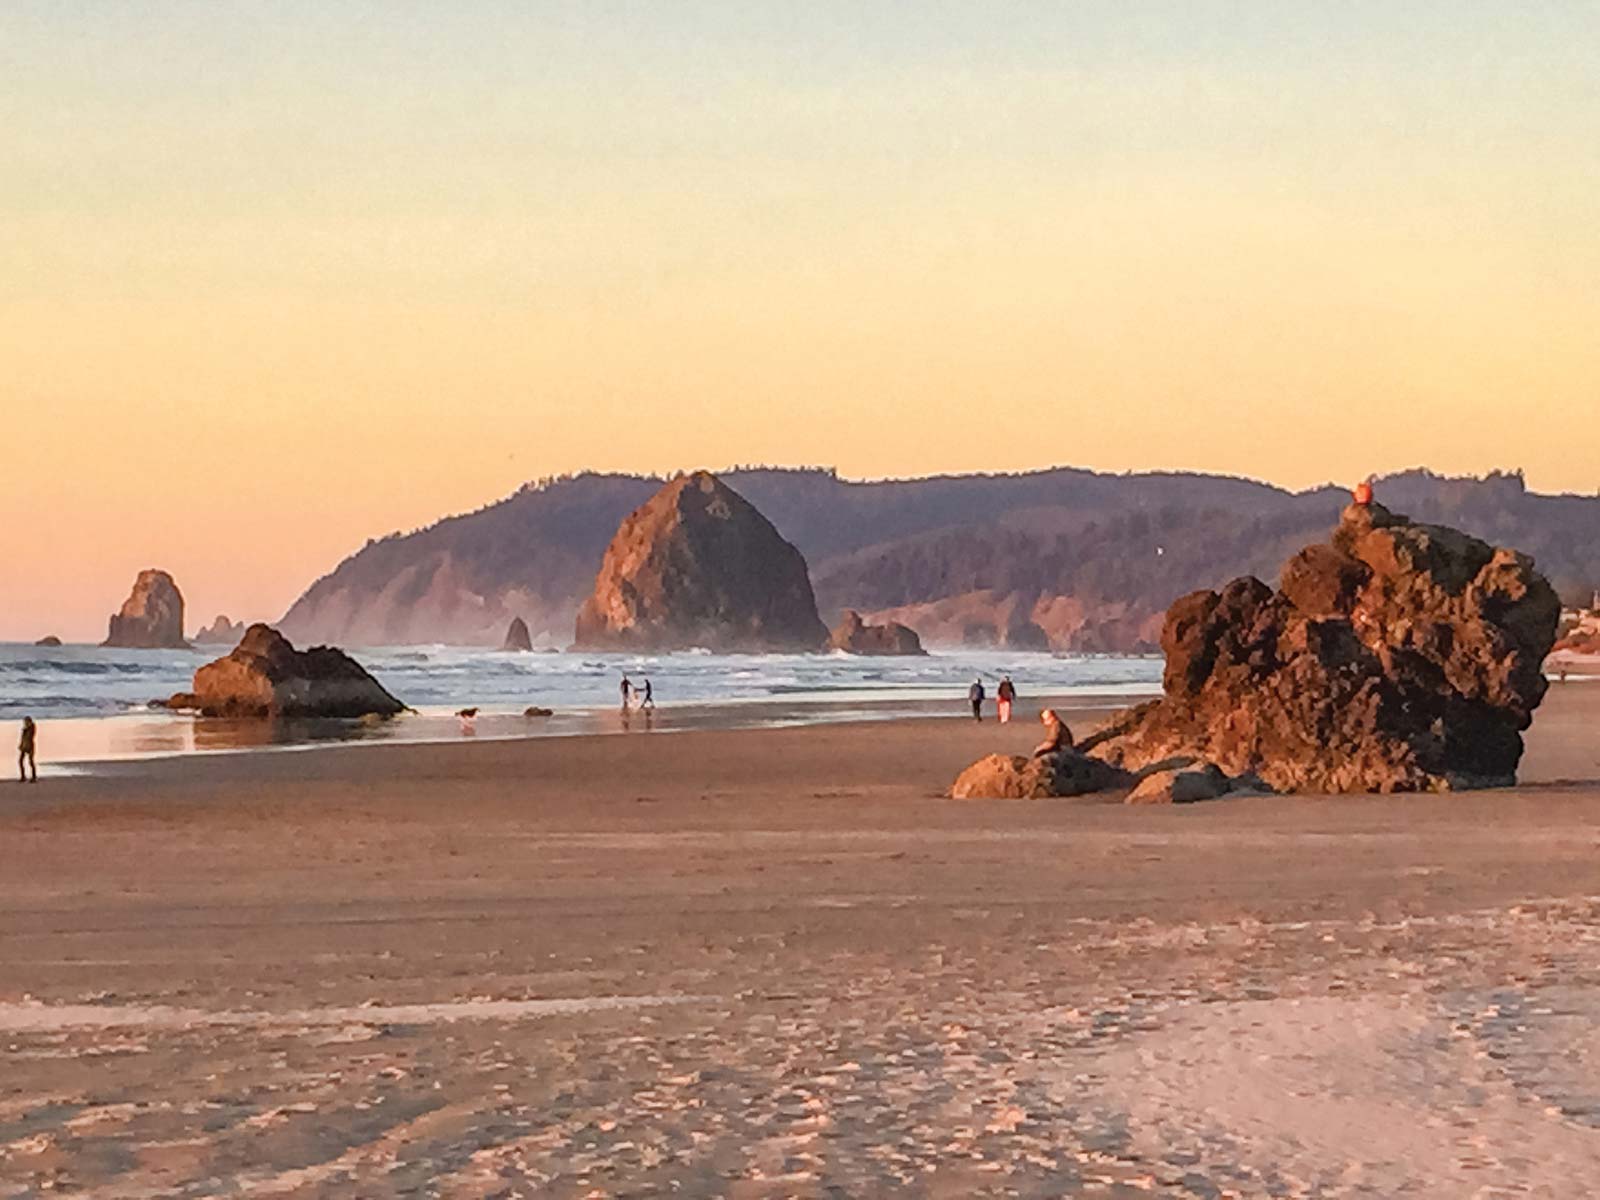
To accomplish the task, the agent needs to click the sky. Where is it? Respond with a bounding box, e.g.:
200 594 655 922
2 1 1598 640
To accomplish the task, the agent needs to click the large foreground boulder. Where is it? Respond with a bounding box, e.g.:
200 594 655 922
180 624 405 718
829 610 925 656
104 569 187 649
950 751 1130 799
573 472 829 652
1082 501 1560 793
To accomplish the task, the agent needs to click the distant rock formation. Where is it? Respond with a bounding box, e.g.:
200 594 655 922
501 616 533 651
104 570 187 649
34 635 62 647
828 610 925 656
573 472 830 653
276 467 1600 651
176 624 405 718
193 615 246 644
1081 502 1561 793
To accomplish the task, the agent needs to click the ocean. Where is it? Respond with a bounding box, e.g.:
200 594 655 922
0 642 1164 765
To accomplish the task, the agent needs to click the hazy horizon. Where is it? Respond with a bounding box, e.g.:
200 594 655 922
4 3 1598 639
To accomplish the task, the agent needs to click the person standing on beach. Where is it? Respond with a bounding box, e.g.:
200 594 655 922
620 675 633 710
640 678 654 710
968 678 986 721
1032 709 1072 757
18 717 37 782
997 675 1017 724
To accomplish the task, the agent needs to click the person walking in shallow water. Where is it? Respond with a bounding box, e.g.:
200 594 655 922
620 675 633 710
997 675 1017 724
18 717 37 782
640 678 654 710
968 678 986 721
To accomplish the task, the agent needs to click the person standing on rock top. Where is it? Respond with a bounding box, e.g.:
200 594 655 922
968 678 986 721
1352 479 1374 506
997 675 1017 724
18 717 37 783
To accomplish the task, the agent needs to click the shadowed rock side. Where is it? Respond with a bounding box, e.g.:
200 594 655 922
828 610 925 656
501 616 533 651
104 569 188 649
177 624 404 718
573 472 830 653
1080 502 1561 793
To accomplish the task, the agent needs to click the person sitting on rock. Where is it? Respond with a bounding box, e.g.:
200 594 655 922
1032 709 1073 757
968 678 986 721
18 717 37 782
997 675 1017 724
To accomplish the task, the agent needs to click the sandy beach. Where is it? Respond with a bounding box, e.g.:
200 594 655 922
2 687 1600 1196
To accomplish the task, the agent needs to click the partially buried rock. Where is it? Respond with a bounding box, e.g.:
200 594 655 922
178 624 405 718
502 616 534 652
1125 762 1233 805
104 569 188 649
1082 501 1560 793
829 610 925 656
573 471 829 652
523 706 553 718
950 751 1130 800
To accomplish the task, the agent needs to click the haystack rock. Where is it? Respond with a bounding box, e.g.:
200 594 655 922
573 471 829 652
829 610 925 656
104 569 187 649
1080 501 1560 793
502 616 533 651
194 615 246 644
178 623 405 718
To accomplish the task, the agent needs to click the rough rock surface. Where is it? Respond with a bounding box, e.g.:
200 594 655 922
105 569 188 649
828 610 925 656
502 617 533 652
950 751 1131 800
1083 502 1560 793
34 636 62 647
180 624 405 718
573 472 829 653
193 615 246 644
1125 762 1233 805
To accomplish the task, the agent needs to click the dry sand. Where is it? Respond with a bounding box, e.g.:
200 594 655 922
2 688 1600 1196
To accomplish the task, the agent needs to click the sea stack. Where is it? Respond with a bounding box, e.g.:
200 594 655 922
193 615 246 644
829 610 926 656
501 616 534 651
573 471 829 652
178 624 405 718
104 569 188 649
1080 501 1561 793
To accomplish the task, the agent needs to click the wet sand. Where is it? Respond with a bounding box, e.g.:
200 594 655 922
2 689 1600 1196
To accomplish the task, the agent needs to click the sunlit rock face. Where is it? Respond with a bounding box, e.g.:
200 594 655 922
573 472 829 653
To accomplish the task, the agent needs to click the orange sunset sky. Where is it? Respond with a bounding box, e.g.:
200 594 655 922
3 2 1598 641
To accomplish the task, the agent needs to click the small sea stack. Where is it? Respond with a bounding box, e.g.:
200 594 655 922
828 610 925 656
502 616 534 651
104 569 188 649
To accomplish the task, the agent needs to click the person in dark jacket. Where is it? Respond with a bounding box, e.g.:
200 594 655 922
19 717 37 782
968 679 986 721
